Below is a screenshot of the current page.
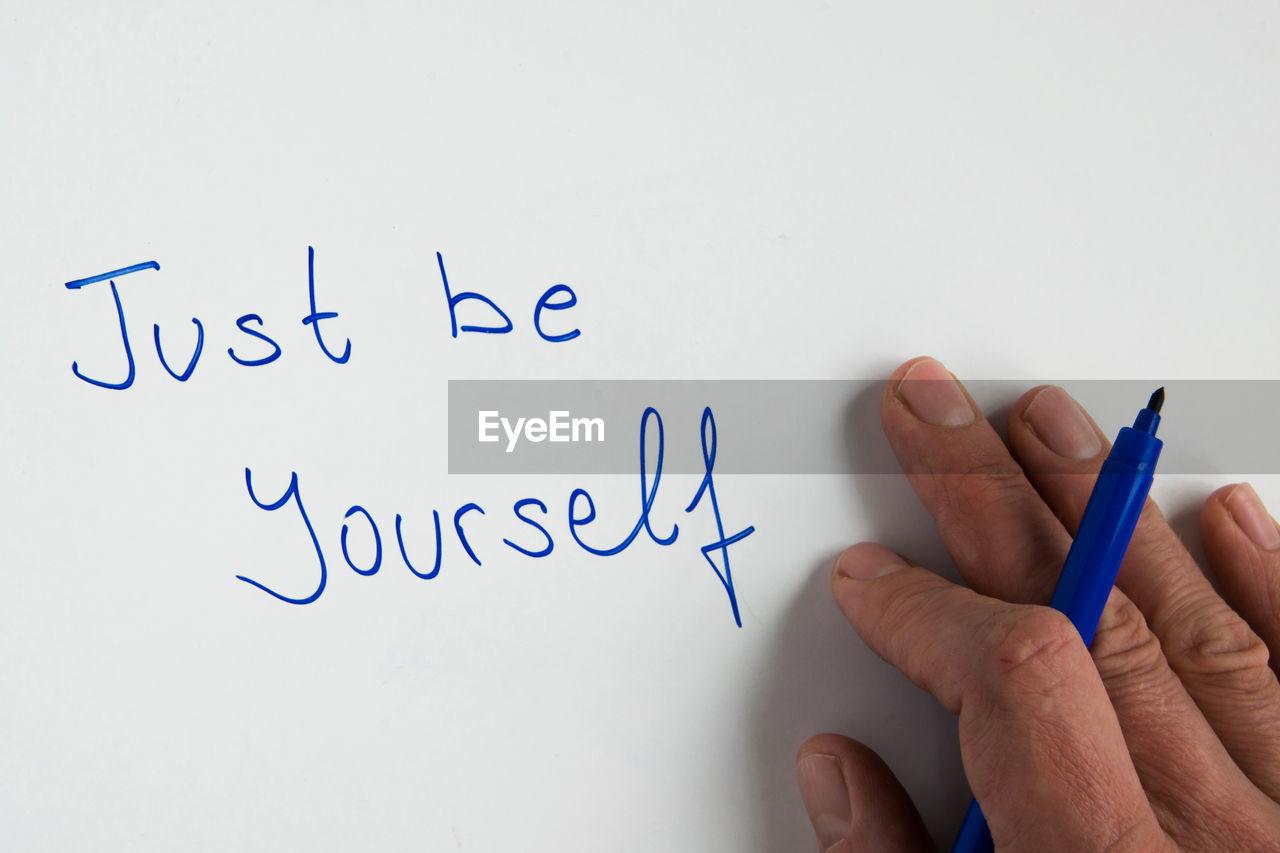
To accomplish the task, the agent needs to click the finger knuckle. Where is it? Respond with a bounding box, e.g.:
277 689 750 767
942 459 1028 513
876 576 950 659
931 460 1056 577
1090 597 1169 697
1168 601 1275 694
1097 816 1174 853
985 607 1089 695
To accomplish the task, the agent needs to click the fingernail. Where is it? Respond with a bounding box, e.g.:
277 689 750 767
797 754 852 850
895 358 975 427
1225 484 1280 551
1022 386 1103 460
833 549 909 580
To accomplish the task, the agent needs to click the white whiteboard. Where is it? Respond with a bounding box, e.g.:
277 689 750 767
4 3 1278 850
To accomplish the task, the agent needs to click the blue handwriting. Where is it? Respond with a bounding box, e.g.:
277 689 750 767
63 248 581 389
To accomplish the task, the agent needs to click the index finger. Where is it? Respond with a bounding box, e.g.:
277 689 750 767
831 542 1165 851
884 356 1071 603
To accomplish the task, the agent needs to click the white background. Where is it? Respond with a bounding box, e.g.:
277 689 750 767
3 2 1278 850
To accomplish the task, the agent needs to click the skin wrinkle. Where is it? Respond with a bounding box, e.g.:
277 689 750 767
1176 604 1269 666
1093 631 1170 704
1264 570 1280 643
1114 502 1200 621
1215 797 1280 852
984 609 1084 689
964 610 1148 850
956 703 1039 847
1157 783 1280 852
983 709 1139 852
1125 716 1216 816
1196 671 1280 718
1160 591 1280 709
1090 598 1272 846
1205 496 1280 678
1025 472 1099 531
840 574 970 713
1123 707 1280 851
993 690 1114 820
1052 746 1134 848
1090 597 1169 695
1255 572 1280 658
925 485 1066 603
1098 817 1176 853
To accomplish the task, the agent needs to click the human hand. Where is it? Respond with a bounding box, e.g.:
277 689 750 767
796 357 1280 851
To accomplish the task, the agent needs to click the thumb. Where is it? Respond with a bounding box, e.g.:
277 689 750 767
796 733 933 852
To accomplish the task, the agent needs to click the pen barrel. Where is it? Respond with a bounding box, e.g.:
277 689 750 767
1048 426 1163 647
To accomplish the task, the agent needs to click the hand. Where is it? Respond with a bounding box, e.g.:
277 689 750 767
796 357 1280 851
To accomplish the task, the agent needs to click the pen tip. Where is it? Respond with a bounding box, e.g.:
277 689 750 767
1147 387 1165 414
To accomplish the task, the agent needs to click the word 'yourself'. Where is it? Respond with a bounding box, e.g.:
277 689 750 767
241 407 754 626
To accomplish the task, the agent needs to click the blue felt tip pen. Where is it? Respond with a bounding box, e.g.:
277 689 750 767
950 387 1166 853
